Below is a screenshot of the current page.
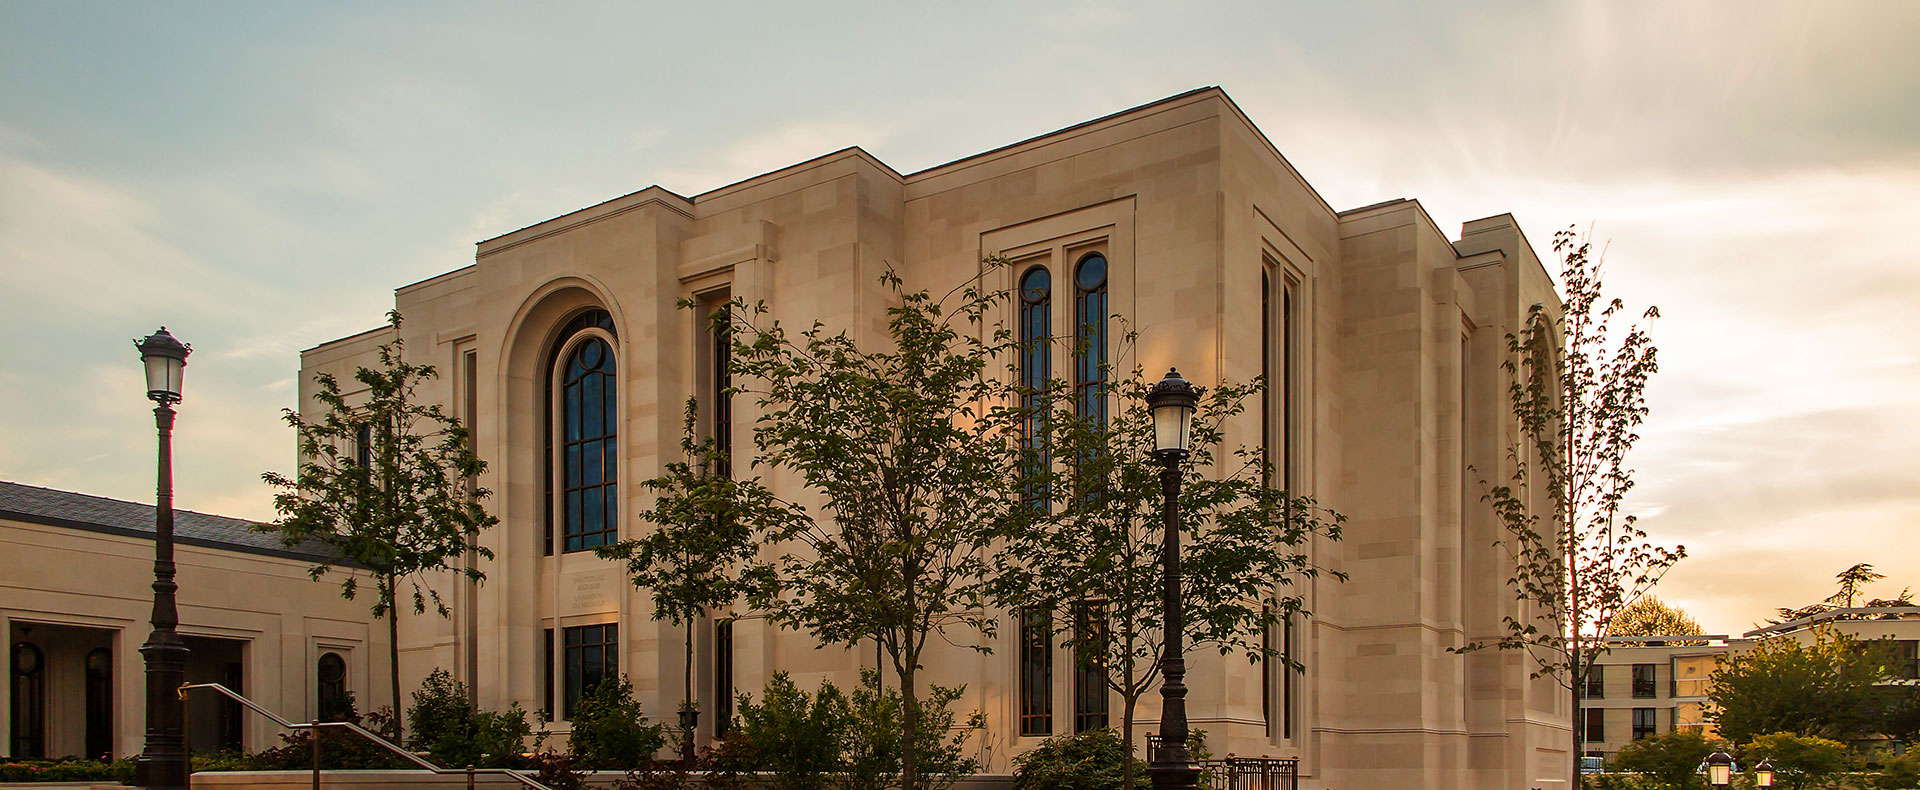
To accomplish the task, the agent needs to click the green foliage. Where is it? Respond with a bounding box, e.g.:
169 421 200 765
989 333 1344 788
1709 628 1897 743
0 757 135 783
250 702 409 770
525 751 591 790
1743 732 1848 790
729 672 851 790
1010 730 1143 790
724 265 1021 790
1874 749 1920 790
1608 729 1719 789
568 676 667 769
724 669 981 790
406 669 534 768
260 310 498 721
843 669 981 790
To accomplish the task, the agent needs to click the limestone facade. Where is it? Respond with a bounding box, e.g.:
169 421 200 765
296 87 1569 788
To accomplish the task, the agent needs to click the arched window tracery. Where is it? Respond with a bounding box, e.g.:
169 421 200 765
544 308 618 554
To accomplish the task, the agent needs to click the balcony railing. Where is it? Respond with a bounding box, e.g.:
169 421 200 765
1146 735 1300 790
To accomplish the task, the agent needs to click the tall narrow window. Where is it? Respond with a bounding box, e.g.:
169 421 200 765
714 619 734 738
1584 708 1606 744
1019 607 1052 736
543 628 555 719
1283 613 1296 740
85 648 112 758
1632 707 1657 740
561 336 618 552
545 309 616 555
1073 254 1108 428
317 652 349 721
1261 271 1274 736
1632 664 1657 698
11 642 44 758
564 623 618 719
355 423 372 468
708 298 736 738
1018 265 1051 507
1073 601 1109 732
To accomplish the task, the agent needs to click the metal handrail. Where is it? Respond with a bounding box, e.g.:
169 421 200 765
180 683 553 790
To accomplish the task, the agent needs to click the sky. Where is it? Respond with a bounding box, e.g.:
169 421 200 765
2 1 1916 635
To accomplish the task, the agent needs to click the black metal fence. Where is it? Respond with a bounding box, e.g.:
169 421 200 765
1145 735 1300 790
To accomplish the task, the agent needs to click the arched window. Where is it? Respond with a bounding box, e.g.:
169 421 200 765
1018 265 1051 506
1073 254 1107 427
85 647 112 759
10 641 44 758
317 652 348 721
543 309 617 555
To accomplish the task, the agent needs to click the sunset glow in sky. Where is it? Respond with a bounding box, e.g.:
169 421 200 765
3 1 1916 633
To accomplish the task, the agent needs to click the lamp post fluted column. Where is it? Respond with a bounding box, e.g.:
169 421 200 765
134 327 191 790
1146 368 1200 790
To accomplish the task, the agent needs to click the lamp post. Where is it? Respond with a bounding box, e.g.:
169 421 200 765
134 327 190 790
1705 750 1734 788
1753 758 1774 788
1146 368 1200 790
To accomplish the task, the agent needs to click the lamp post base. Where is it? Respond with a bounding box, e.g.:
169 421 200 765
1148 759 1202 790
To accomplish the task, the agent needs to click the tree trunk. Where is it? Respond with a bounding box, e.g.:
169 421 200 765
1122 695 1139 790
900 662 919 790
683 625 696 763
388 574 403 741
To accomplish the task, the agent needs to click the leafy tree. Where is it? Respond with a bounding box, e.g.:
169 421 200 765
724 669 980 790
1742 732 1848 790
568 676 667 769
1768 564 1914 625
595 398 765 759
1453 228 1680 789
1830 563 1887 609
1612 596 1706 644
1607 729 1719 790
261 310 498 733
1708 628 1897 743
725 267 1022 790
842 669 981 790
989 338 1344 790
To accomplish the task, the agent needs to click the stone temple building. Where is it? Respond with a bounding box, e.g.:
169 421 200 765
4 87 1571 788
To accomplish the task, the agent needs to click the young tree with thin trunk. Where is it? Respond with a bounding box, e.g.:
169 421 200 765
726 266 1023 790
1452 228 1681 790
990 343 1343 790
261 311 497 738
595 398 763 762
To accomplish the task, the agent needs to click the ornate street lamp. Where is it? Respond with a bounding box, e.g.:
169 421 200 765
1146 368 1200 790
134 327 190 790
1753 758 1774 788
1704 750 1734 788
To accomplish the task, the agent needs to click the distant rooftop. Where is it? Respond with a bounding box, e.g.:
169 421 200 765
1745 606 1920 638
0 480 336 564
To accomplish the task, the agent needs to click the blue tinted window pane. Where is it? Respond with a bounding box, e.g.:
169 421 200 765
566 445 581 487
584 489 603 535
582 374 603 437
583 442 602 486
565 384 581 441
1076 254 1106 291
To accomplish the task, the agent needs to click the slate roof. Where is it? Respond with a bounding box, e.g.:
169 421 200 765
0 480 338 564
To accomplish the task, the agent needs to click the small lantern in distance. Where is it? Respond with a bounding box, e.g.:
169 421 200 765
1753 758 1773 788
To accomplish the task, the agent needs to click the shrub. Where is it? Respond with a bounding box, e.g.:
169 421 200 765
569 675 667 769
250 698 408 770
843 669 982 790
1744 732 1848 790
1610 729 1719 789
729 671 851 790
406 668 535 768
1876 748 1920 789
1010 729 1143 790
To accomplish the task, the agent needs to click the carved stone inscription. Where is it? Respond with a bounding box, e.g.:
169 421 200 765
562 569 613 616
